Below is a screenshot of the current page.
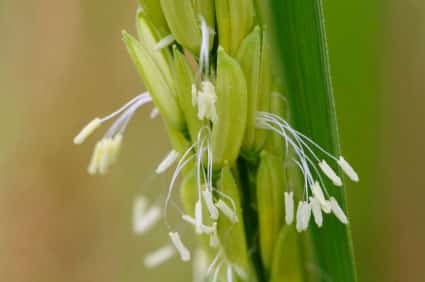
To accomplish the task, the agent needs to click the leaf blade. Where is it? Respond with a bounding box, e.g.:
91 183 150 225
267 0 357 281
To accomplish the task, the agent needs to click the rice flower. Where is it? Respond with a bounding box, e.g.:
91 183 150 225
73 1 359 280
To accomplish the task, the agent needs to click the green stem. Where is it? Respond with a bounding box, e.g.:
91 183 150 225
237 157 266 282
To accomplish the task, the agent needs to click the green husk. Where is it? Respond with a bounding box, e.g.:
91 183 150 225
256 151 285 272
217 166 252 281
211 47 248 168
122 31 184 130
160 0 201 53
236 26 265 154
270 226 303 282
215 0 256 55
172 46 201 141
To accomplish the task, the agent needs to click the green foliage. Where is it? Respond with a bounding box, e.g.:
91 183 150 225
267 0 357 281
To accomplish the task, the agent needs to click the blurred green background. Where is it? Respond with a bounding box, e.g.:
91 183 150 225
0 0 423 282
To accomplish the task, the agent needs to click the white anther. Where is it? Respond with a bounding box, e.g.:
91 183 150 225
320 199 332 214
144 245 175 268
199 16 212 74
99 138 114 174
284 192 294 225
150 107 160 119
195 200 203 234
193 249 209 282
310 197 323 227
192 84 198 106
133 205 161 235
216 200 238 224
209 223 220 248
227 265 233 282
319 160 342 186
110 134 123 162
74 118 102 145
196 81 217 122
337 156 359 182
88 140 106 175
87 135 123 175
203 190 219 220
311 181 326 205
133 196 148 231
169 232 191 262
182 214 215 234
329 197 349 224
296 201 311 232
154 34 175 50
155 150 180 174
182 214 197 225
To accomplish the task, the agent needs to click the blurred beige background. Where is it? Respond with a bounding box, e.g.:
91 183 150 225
0 0 424 282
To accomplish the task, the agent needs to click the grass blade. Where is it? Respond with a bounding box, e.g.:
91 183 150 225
267 0 357 281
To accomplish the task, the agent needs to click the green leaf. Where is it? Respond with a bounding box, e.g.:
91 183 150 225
267 0 357 281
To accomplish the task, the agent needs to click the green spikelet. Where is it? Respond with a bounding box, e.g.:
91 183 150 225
211 47 248 168
256 151 286 271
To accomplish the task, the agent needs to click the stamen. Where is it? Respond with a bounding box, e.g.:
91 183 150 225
193 249 209 282
134 206 162 235
164 142 197 226
203 190 219 220
321 200 332 214
195 200 203 234
227 265 233 282
133 196 148 231
181 214 215 234
99 138 114 174
87 135 123 175
192 84 198 106
75 93 149 146
311 181 326 205
195 81 217 122
296 201 311 232
329 197 349 224
87 140 106 175
296 202 303 232
207 249 223 275
169 232 191 262
209 223 220 248
199 16 213 74
104 94 151 138
74 118 102 144
181 214 196 225
150 107 159 119
155 150 180 174
154 34 175 50
337 156 359 182
144 245 175 268
310 197 323 227
216 199 238 223
319 160 342 186
213 261 224 282
110 134 123 162
284 192 294 224
101 92 151 123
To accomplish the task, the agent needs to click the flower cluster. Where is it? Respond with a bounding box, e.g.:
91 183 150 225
74 0 358 281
